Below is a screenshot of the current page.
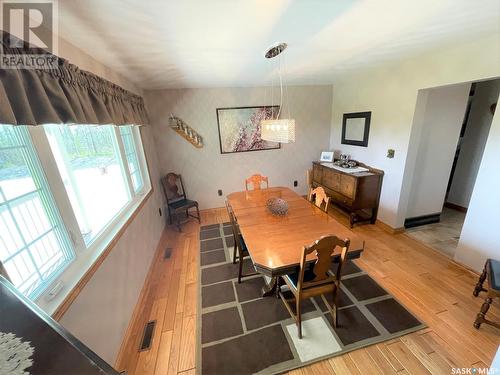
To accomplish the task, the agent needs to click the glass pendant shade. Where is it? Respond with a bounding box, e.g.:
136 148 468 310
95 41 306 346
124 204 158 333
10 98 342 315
261 118 295 143
261 42 296 143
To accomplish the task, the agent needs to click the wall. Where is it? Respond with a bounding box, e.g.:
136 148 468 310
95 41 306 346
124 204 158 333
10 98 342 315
53 36 165 364
447 79 500 208
145 85 333 209
57 36 142 95
405 83 470 218
329 34 500 228
455 91 500 271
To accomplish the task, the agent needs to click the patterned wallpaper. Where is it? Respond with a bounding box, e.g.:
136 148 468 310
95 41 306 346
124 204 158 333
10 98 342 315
145 86 333 209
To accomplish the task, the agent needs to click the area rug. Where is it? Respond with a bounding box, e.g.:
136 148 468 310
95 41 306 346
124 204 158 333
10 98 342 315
197 223 425 375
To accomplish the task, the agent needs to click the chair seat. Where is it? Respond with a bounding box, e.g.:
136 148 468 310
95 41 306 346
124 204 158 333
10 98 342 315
285 269 330 290
168 199 198 211
488 259 500 291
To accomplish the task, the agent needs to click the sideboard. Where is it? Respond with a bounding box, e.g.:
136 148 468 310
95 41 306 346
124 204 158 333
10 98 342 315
312 161 384 227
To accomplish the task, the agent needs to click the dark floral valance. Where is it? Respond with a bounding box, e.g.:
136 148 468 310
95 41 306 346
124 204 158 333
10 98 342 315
0 31 149 126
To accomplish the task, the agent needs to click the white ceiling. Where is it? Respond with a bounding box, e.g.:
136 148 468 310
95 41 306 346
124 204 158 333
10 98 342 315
57 0 500 90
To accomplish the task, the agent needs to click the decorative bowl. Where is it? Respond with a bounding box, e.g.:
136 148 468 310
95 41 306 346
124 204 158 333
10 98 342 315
266 197 289 216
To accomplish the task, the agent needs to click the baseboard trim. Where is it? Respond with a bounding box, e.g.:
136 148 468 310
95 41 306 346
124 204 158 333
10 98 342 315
376 220 405 234
444 202 468 213
404 213 441 229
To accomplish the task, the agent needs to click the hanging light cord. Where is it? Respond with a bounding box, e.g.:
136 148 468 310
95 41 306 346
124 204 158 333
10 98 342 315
277 54 283 119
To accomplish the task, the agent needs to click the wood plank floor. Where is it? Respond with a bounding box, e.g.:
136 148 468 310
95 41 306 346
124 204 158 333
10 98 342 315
116 207 500 375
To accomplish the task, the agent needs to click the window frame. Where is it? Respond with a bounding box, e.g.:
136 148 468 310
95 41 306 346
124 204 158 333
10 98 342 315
0 125 75 299
9 124 153 313
118 125 145 194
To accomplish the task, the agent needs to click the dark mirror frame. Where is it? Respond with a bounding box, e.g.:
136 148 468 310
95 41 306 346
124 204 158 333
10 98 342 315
341 111 371 147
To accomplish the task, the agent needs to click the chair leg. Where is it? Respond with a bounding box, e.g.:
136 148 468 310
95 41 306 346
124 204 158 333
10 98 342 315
232 235 238 264
333 303 338 328
238 251 243 284
321 292 338 328
474 262 488 297
296 298 302 339
474 296 493 329
275 277 283 299
232 244 237 264
167 207 172 225
196 204 201 223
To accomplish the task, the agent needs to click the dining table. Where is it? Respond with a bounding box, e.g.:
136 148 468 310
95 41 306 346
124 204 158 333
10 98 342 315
226 186 365 296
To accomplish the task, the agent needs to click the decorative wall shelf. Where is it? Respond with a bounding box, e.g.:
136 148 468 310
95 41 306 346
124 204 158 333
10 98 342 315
169 114 203 148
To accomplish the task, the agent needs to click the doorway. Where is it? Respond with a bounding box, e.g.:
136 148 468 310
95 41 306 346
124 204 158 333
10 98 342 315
405 78 499 258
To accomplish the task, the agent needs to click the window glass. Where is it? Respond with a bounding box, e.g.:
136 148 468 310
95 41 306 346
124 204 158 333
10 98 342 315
119 126 144 192
45 125 130 245
0 125 74 297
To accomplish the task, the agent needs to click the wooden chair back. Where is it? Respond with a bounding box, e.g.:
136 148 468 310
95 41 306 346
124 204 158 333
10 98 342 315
245 174 269 191
161 173 186 204
226 202 238 239
297 235 350 292
308 186 330 212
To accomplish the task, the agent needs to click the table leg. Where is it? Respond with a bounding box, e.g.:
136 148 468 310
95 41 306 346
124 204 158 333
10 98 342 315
261 277 278 297
261 277 284 298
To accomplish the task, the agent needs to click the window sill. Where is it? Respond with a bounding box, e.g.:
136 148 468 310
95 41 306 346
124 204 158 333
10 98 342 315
36 188 154 320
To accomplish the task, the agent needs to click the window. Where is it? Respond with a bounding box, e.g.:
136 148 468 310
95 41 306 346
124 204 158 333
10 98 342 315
0 125 74 298
0 123 150 302
120 126 144 193
45 125 131 245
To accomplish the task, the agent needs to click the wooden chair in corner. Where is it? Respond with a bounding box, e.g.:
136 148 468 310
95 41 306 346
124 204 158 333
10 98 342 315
278 235 350 339
245 174 269 191
473 258 500 330
308 186 330 213
226 202 258 283
161 173 200 232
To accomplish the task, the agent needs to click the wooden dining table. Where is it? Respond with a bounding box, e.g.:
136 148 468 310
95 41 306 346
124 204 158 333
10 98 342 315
226 187 365 295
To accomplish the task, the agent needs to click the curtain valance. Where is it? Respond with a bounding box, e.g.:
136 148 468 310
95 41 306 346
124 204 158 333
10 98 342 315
0 31 149 126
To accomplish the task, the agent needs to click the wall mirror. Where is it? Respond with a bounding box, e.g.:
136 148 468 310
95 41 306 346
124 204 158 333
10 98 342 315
341 111 371 147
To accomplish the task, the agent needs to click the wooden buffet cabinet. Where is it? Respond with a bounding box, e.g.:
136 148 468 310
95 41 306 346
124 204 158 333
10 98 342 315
312 161 384 227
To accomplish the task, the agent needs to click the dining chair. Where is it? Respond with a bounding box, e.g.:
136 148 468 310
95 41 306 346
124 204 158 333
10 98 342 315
226 202 258 283
473 258 500 330
308 186 330 212
278 235 350 339
245 174 269 191
161 173 200 231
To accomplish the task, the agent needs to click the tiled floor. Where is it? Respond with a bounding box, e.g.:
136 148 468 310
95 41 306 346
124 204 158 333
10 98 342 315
406 207 466 257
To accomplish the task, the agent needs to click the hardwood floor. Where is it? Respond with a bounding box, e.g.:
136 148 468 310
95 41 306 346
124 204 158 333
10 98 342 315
115 207 500 374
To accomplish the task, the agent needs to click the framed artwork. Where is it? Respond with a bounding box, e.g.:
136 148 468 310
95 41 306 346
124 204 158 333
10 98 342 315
216 106 281 154
319 151 334 162
341 111 371 147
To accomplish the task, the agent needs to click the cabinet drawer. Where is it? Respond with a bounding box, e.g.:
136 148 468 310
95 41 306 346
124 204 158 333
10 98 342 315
313 164 322 183
340 175 356 199
330 190 354 207
322 170 340 191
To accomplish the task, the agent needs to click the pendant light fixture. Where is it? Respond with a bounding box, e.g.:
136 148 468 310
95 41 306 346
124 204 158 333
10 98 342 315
261 42 296 143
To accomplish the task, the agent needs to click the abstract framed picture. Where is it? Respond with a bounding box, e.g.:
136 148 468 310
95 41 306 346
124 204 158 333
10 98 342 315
216 106 281 154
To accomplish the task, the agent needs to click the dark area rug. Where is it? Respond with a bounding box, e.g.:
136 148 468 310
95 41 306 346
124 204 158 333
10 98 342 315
197 223 425 375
